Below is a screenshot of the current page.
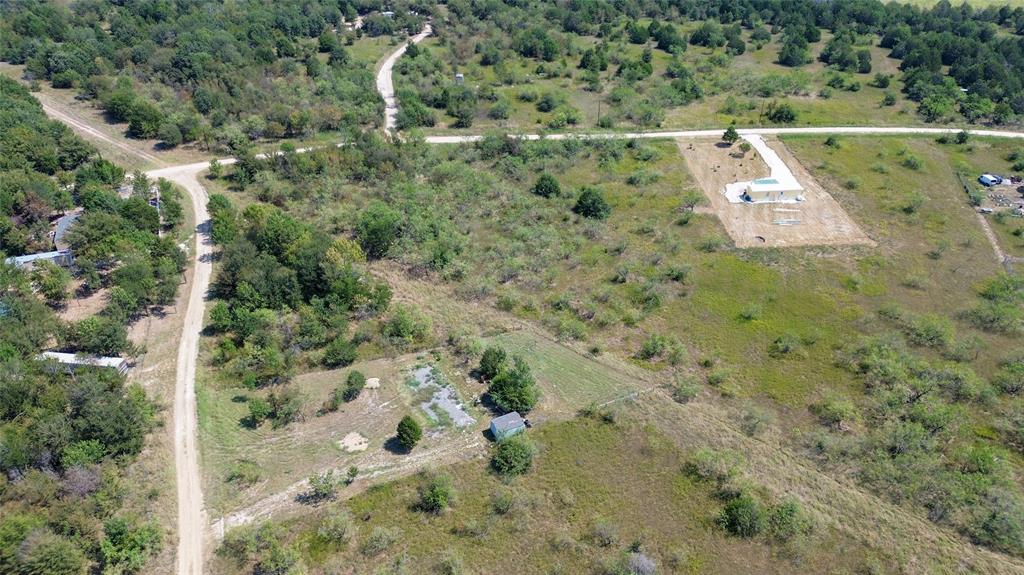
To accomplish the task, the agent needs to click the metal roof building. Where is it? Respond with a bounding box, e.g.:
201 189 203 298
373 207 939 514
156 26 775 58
490 411 526 441
5 249 73 269
36 351 129 375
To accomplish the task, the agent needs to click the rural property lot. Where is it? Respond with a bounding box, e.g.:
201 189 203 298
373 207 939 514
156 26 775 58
680 137 875 248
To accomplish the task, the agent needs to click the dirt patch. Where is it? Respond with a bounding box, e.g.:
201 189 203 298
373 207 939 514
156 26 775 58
339 432 369 452
679 137 875 248
57 283 108 322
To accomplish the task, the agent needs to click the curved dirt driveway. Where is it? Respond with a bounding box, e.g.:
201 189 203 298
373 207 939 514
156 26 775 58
376 24 432 132
147 163 212 575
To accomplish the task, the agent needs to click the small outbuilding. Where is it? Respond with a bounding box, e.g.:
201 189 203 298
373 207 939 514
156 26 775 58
36 351 129 375
743 177 803 203
489 411 525 441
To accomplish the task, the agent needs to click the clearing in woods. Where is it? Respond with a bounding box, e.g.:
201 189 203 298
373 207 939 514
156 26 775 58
679 136 874 248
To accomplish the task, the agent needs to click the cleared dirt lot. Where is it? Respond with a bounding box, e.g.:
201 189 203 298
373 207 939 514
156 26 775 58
679 137 875 248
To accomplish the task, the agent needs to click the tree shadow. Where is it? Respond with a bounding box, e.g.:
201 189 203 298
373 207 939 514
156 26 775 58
383 436 410 455
477 392 505 417
715 142 733 149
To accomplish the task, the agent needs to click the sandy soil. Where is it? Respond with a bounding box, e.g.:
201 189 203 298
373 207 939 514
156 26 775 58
679 137 875 248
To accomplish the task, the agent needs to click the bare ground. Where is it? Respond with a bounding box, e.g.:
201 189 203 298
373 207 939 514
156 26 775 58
678 137 875 248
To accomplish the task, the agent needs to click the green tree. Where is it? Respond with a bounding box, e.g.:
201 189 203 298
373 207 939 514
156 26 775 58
765 101 797 123
17 531 87 575
308 470 340 500
573 187 611 220
722 125 739 145
322 338 357 368
99 517 161 574
396 415 422 451
491 435 536 476
478 346 508 381
31 261 71 307
489 355 539 413
158 122 183 147
356 202 402 259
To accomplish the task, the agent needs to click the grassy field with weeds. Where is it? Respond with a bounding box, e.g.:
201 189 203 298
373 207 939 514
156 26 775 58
212 414 880 575
204 132 1024 570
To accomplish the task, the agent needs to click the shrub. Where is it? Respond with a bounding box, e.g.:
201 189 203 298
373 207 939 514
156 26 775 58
901 155 923 170
707 368 729 386
767 500 812 542
308 470 340 501
636 334 668 360
342 370 366 402
811 397 859 430
698 236 724 252
317 507 355 543
491 435 536 477
381 305 431 347
226 459 261 487
718 493 765 537
247 397 272 426
993 357 1024 395
396 415 422 450
591 519 618 547
418 473 454 513
740 405 774 437
573 187 611 220
531 173 561 198
739 303 762 321
671 376 700 403
491 489 516 515
361 527 399 556
322 338 357 368
687 448 742 486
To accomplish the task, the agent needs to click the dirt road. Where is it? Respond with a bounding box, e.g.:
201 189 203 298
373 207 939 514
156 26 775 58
376 24 432 132
146 164 212 575
39 99 165 167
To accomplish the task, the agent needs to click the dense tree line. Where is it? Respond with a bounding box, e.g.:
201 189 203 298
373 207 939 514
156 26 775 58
0 0 425 149
0 76 90 254
0 237 161 572
1 74 180 574
413 0 1024 126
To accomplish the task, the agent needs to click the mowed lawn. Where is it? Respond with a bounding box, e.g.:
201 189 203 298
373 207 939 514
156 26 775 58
486 330 642 413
